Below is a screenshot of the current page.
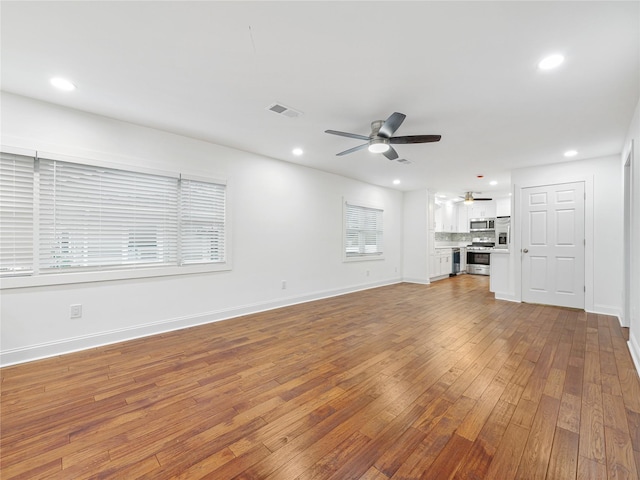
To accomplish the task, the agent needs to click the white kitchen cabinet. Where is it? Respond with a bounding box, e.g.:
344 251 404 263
439 253 451 275
457 204 469 232
468 201 496 219
442 203 456 232
496 197 511 217
434 202 456 232
434 203 443 232
431 248 453 278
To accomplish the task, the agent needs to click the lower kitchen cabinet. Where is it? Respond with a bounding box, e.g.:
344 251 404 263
431 248 453 279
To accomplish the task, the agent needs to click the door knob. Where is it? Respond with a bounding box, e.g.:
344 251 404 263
523 248 529 253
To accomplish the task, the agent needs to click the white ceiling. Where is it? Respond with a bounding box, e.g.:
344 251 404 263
2 1 638 198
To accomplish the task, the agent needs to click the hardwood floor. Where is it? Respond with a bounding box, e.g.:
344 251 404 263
2 275 640 479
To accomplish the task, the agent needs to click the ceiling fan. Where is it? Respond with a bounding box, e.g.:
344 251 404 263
461 192 493 204
325 112 441 161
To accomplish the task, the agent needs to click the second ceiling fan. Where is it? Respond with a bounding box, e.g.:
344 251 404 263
462 192 493 204
325 112 441 161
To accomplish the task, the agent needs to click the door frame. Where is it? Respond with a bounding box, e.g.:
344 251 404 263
623 140 635 328
513 174 594 312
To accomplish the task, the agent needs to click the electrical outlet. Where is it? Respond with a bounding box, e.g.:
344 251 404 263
70 304 82 319
366 270 370 277
281 280 287 290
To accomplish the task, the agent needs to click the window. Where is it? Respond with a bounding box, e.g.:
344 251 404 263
344 201 383 259
39 159 179 271
0 151 228 286
179 177 226 265
0 152 34 276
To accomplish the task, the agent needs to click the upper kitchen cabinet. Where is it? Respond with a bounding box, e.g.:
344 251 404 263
495 197 511 217
467 201 496 219
457 204 469 232
435 201 456 232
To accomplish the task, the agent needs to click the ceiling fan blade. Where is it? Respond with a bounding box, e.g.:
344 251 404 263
390 134 442 144
336 143 369 156
378 112 406 138
325 130 370 141
383 146 399 160
474 198 493 201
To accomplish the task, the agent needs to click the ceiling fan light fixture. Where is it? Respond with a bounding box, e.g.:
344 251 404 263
368 138 390 154
464 192 474 205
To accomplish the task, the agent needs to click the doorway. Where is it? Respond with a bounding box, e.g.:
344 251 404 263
521 181 585 309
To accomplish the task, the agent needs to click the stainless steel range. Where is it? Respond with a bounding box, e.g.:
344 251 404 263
467 236 494 275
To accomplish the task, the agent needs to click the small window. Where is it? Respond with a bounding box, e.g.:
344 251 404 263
344 201 383 259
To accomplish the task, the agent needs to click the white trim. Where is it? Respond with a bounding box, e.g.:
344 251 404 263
495 293 519 303
180 172 227 185
0 278 401 367
0 262 232 289
402 277 431 285
589 304 623 323
622 140 635 327
628 334 640 378
0 145 36 157
37 150 180 179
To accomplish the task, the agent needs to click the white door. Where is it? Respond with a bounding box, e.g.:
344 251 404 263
521 182 585 309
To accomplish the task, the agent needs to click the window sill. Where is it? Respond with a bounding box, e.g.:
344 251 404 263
343 255 385 263
0 262 232 290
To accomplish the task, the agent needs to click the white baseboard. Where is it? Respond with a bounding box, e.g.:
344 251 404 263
589 304 623 326
402 277 431 285
0 278 401 367
494 293 520 303
628 333 640 378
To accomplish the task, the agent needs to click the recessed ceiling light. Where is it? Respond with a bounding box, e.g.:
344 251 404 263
490 180 498 186
292 148 303 156
538 54 564 70
564 150 578 157
50 77 76 91
393 179 401 185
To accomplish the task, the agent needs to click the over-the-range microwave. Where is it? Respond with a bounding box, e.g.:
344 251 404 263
469 218 495 231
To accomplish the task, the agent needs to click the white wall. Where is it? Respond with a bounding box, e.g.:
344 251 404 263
402 189 429 283
623 99 640 373
511 155 623 317
0 93 404 365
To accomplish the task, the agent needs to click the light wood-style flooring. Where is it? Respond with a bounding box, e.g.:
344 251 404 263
2 275 640 479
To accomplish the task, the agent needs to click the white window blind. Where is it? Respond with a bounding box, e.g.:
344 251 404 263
179 178 226 265
345 202 383 257
39 159 179 271
0 153 34 276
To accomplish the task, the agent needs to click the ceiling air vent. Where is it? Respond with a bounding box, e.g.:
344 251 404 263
266 102 303 118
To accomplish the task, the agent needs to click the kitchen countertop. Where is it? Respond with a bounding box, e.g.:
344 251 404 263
434 243 469 248
489 248 510 254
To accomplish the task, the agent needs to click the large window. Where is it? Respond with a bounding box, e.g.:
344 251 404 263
0 152 34 276
344 201 383 259
0 151 227 285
